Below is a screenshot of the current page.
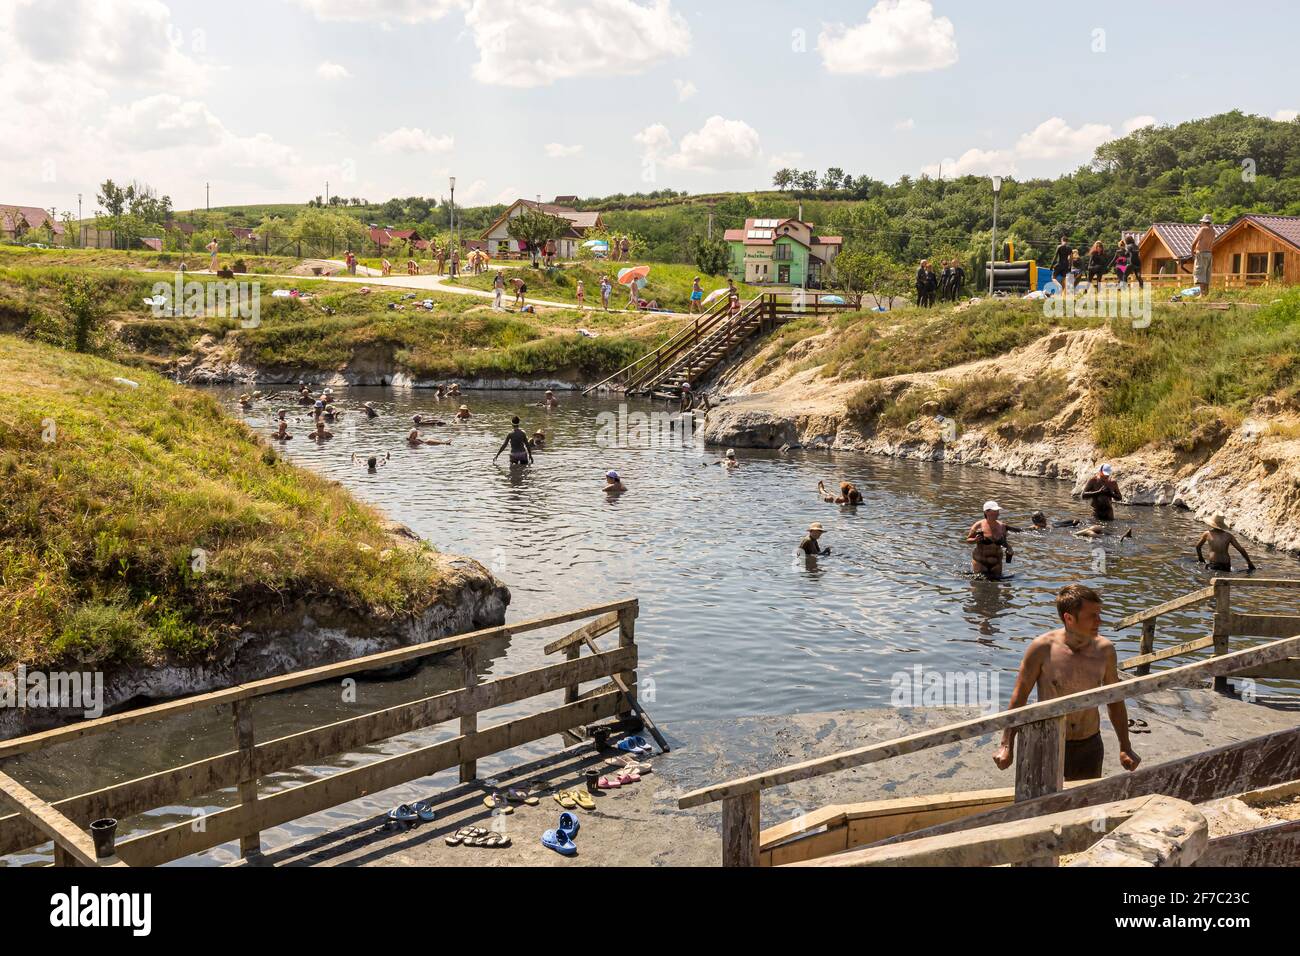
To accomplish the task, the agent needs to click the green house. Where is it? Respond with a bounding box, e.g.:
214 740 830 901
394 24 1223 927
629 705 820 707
723 217 843 288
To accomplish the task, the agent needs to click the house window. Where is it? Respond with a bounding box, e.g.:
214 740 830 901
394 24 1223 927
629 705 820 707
1246 253 1269 276
774 245 792 261
1272 252 1286 278
1231 253 1242 274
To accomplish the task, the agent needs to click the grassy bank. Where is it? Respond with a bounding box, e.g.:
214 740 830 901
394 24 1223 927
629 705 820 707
0 265 676 382
445 261 764 312
0 245 307 275
820 292 1300 456
0 336 457 670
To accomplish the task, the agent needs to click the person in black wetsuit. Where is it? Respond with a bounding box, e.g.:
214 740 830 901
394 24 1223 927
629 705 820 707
939 261 953 302
1086 241 1108 287
1052 236 1071 291
951 260 965 300
1123 234 1143 288
915 260 930 306
494 416 534 466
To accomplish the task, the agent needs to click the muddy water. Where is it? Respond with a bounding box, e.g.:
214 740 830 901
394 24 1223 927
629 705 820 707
5 386 1297 865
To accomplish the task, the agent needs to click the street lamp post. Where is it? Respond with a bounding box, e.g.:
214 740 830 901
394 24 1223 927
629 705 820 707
988 175 1003 296
77 193 82 248
449 176 456 252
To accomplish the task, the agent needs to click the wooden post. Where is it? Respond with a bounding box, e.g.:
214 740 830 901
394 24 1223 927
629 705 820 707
1014 716 1064 867
722 791 761 867
53 844 73 867
1136 620 1156 676
459 645 479 783
231 700 260 859
1213 579 1231 692
618 604 638 718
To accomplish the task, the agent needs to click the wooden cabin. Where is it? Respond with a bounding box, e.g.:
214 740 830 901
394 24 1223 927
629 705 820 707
1138 215 1300 286
1210 214 1300 285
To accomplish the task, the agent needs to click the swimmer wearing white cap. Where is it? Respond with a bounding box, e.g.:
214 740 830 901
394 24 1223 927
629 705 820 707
604 470 627 495
1081 464 1123 521
966 499 1014 579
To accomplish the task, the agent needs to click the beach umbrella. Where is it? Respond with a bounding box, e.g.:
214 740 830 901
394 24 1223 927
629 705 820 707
701 287 729 305
821 295 845 305
617 265 650 285
582 239 608 248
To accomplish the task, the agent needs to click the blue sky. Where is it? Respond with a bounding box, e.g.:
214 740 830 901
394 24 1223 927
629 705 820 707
3 0 1297 215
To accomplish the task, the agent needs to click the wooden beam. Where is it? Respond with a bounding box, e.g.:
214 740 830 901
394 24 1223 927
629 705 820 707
1227 613 1300 639
864 726 1300 851
1066 796 1207 867
112 691 624 867
677 634 1300 809
543 612 620 655
1014 717 1063 867
0 598 638 761
787 797 1157 867
1231 659 1300 680
1116 587 1215 630
1135 620 1157 676
0 647 635 858
232 701 259 859
0 771 125 867
1192 820 1300 867
1218 577 1300 588
722 792 761 867
1120 635 1215 671
459 645 479 783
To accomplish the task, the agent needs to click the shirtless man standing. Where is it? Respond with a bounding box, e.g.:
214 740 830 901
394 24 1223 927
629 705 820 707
1196 514 1255 572
994 584 1140 781
1080 463 1123 521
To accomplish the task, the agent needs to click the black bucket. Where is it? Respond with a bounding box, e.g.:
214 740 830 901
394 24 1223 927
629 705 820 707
89 818 118 859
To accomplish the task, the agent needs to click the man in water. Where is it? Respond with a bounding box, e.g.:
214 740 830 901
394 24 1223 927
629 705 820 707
1030 510 1083 530
1196 515 1255 572
407 429 451 446
412 414 446 427
455 404 471 420
1080 463 1123 521
707 448 739 469
352 452 389 472
1073 524 1133 540
274 419 293 441
799 522 830 556
966 500 1013 579
679 382 694 413
494 416 534 466
540 390 559 408
604 470 627 495
993 584 1140 781
311 420 333 442
363 401 379 419
818 480 862 505
529 429 546 450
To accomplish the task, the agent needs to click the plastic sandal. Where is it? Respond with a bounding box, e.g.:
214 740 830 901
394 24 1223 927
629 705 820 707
598 775 621 789
627 735 653 755
484 792 513 814
553 790 577 810
445 825 490 846
557 812 580 840
572 790 596 811
412 801 436 822
542 828 577 856
617 769 640 784
506 787 539 805
467 831 512 848
388 804 419 823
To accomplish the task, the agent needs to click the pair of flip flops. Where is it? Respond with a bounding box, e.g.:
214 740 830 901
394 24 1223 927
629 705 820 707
553 789 596 811
1127 718 1152 735
541 812 581 856
598 766 641 789
446 825 511 848
484 788 540 813
605 754 653 775
387 802 436 824
615 735 653 756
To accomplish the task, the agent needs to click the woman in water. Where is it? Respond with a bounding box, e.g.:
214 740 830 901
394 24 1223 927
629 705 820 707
966 499 1013 579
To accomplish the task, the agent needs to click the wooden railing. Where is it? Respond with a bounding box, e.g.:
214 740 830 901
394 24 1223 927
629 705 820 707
678 629 1300 866
582 296 733 395
1117 577 1300 685
0 599 640 867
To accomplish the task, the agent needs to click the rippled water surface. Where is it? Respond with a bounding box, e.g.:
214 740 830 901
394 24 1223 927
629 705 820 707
6 385 1297 864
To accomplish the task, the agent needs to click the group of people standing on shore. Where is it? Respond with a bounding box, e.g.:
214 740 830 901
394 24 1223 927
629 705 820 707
914 259 967 306
1051 233 1145 291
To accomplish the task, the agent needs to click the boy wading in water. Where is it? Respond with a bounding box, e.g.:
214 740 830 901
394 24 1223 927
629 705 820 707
494 416 534 466
994 584 1140 782
1196 514 1255 572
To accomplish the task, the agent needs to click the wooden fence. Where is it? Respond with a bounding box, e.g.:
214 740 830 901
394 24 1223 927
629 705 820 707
0 599 639 867
679 608 1300 866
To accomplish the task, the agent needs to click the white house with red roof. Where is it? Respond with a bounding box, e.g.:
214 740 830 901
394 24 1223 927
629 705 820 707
479 198 604 259
723 217 842 286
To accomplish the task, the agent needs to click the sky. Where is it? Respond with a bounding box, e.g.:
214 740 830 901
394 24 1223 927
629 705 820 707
3 0 1299 217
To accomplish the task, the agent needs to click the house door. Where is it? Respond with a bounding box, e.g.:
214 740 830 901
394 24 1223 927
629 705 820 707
778 265 790 284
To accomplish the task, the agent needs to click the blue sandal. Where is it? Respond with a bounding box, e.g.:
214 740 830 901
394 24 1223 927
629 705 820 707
557 812 580 840
542 828 577 856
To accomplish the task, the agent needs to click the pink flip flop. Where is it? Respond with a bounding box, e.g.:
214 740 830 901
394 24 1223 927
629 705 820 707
597 775 621 789
617 769 640 784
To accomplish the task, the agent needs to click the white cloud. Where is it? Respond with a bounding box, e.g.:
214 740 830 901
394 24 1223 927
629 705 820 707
1014 117 1113 160
895 118 915 131
640 116 761 172
290 0 465 23
374 127 455 153
674 78 697 102
464 0 690 88
316 61 352 79
1274 109 1299 122
544 143 583 159
817 0 957 78
767 151 805 170
923 116 1121 178
493 185 519 204
1122 115 1157 134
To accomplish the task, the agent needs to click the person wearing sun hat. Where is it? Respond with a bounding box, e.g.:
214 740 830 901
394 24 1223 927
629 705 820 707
604 470 627 495
1081 463 1123 521
799 521 830 556
966 499 1013 579
1196 514 1255 573
363 401 378 419
455 403 471 420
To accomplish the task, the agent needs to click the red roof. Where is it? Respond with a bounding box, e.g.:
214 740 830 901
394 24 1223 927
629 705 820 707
813 235 842 245
0 204 61 234
230 227 256 240
1146 222 1227 260
1235 214 1300 252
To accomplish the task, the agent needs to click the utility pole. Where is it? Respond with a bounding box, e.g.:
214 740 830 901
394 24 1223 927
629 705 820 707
325 181 330 205
707 203 714 240
206 182 210 212
77 193 82 248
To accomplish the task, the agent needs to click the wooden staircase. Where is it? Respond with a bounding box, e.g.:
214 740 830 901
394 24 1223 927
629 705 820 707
584 291 853 399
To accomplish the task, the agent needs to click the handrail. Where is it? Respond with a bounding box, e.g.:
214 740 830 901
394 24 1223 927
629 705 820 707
1116 586 1215 630
635 294 767 394
677 632 1300 810
582 296 731 395
623 300 740 394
